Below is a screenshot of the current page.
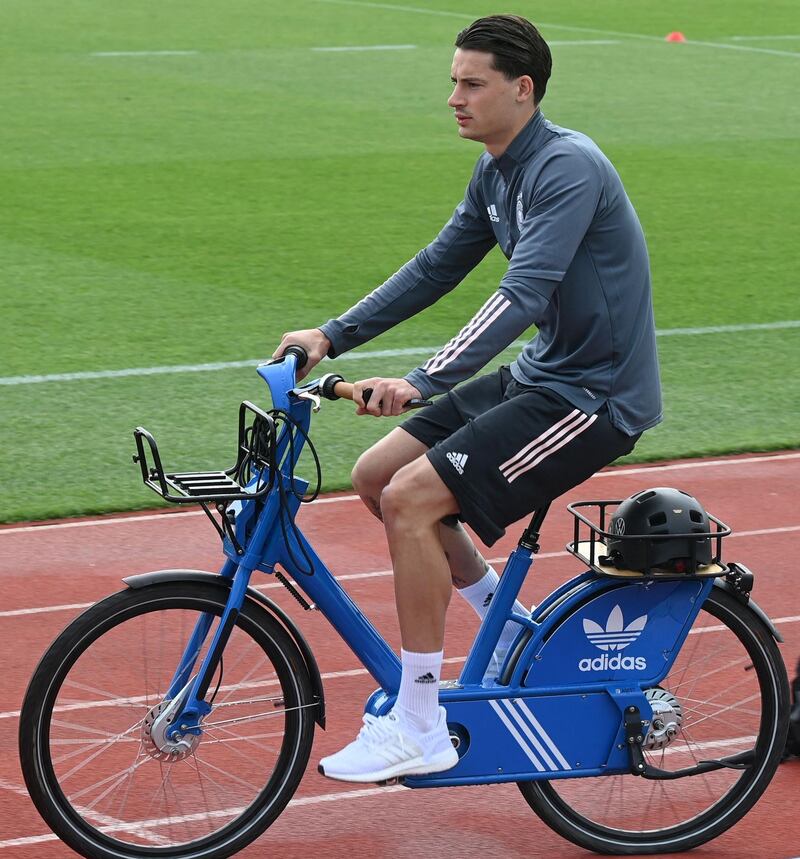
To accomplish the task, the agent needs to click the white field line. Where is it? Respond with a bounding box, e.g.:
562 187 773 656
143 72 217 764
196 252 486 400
312 0 800 58
2 452 799 539
312 44 416 51
730 35 800 41
91 51 198 56
0 732 769 850
1 526 799 620
2 321 798 387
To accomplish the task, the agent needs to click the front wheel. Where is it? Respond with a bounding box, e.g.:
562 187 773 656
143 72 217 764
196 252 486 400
19 581 317 859
518 587 789 854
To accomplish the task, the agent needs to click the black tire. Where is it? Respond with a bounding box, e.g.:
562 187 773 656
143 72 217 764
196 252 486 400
19 582 317 859
518 588 789 854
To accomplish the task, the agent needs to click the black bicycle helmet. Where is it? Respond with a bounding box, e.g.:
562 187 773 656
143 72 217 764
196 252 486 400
604 487 712 573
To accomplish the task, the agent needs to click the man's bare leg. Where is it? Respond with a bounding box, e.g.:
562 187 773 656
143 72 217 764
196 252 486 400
379 456 460 651
352 427 490 589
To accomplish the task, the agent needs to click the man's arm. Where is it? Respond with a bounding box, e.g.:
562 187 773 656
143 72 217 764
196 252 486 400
405 145 604 398
318 172 496 358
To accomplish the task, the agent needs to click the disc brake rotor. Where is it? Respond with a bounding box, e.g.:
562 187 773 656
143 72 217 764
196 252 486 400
643 687 684 751
141 701 201 761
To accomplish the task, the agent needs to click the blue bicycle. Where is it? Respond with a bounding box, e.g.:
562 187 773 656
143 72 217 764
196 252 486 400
19 349 790 857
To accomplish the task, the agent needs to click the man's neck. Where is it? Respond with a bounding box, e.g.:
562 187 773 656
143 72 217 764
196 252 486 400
484 107 538 158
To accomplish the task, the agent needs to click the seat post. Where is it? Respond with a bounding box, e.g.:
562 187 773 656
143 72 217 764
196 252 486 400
518 503 551 553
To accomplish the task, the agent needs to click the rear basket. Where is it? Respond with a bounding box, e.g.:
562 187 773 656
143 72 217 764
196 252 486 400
133 401 277 504
566 499 731 579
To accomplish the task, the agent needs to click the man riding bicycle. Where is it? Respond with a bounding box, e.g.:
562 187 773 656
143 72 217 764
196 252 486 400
274 14 662 783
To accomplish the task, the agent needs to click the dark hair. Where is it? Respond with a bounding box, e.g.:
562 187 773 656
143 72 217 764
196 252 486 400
455 15 552 104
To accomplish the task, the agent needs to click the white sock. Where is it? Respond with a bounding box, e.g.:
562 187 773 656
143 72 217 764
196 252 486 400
457 567 528 656
394 649 442 735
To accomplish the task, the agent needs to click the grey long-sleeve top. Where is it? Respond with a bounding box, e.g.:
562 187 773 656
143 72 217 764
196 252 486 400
319 111 662 436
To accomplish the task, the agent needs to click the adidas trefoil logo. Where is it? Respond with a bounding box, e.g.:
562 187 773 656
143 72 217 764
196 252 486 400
415 672 437 684
578 605 648 673
446 451 468 474
583 605 647 652
487 204 500 222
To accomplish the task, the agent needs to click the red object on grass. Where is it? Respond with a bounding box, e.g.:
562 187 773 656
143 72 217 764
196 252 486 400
665 31 687 42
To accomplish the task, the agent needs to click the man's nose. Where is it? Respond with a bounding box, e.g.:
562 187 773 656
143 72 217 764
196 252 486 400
448 86 464 108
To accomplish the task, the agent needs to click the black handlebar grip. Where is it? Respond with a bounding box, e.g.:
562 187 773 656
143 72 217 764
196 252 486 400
360 388 431 409
283 345 308 369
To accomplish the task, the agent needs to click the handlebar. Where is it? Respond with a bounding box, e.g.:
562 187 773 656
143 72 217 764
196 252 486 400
273 344 432 411
291 372 432 411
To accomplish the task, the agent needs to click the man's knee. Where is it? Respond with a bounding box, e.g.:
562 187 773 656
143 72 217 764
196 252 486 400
381 460 458 531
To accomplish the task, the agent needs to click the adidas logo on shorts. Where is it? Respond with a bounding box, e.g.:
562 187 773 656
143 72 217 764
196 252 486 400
446 452 468 475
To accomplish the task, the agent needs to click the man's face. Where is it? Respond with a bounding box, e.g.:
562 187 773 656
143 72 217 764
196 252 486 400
448 48 531 151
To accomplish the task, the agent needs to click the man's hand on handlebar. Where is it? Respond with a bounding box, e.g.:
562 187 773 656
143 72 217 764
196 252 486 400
352 378 423 417
273 329 330 381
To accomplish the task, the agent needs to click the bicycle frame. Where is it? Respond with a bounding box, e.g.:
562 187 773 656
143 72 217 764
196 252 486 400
157 355 727 786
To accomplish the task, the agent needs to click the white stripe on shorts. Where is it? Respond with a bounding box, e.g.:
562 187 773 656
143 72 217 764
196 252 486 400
499 409 584 474
424 294 511 376
500 411 598 484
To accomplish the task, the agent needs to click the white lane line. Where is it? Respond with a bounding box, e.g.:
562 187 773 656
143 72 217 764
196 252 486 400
0 730 778 850
2 451 798 537
2 526 798 619
0 492 364 535
312 43 416 51
0 784 408 850
0 656 464 721
312 0 800 58
593 453 800 479
91 50 198 56
2 320 797 386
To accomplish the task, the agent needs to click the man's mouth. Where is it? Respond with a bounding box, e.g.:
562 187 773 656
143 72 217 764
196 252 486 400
455 114 471 125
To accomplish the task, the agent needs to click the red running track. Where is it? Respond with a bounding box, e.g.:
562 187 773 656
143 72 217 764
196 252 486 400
1 451 799 858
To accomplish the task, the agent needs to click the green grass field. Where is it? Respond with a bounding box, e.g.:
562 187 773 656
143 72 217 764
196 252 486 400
1 0 798 522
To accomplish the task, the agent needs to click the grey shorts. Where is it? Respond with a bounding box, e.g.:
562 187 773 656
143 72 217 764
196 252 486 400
401 367 639 546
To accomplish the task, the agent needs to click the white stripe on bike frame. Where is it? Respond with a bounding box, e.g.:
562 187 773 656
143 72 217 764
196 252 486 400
514 699 572 770
499 699 557 770
499 409 585 474
505 414 598 484
488 699 546 771
425 296 511 376
423 293 506 375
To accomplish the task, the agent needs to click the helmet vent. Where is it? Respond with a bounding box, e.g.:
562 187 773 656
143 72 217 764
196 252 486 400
636 490 657 503
648 512 667 527
689 510 704 523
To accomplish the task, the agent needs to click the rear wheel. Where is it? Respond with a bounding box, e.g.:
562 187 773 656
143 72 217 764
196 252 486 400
19 582 317 859
518 588 789 854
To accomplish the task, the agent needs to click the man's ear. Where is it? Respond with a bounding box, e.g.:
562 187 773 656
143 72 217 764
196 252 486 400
517 75 535 102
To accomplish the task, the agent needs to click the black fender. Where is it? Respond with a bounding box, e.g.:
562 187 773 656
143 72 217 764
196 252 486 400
123 569 326 728
713 578 784 643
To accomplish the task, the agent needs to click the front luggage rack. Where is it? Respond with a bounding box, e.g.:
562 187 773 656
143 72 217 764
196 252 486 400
133 401 277 505
566 499 731 579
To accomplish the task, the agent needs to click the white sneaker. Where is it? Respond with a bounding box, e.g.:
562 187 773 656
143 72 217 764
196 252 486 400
318 707 458 783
